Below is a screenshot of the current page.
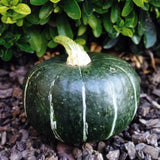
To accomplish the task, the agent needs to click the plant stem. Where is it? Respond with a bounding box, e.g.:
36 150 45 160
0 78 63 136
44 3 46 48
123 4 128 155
54 35 91 66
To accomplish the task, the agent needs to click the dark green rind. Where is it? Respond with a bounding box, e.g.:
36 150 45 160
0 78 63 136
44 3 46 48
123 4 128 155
81 53 140 142
23 52 140 144
50 66 84 143
23 55 67 136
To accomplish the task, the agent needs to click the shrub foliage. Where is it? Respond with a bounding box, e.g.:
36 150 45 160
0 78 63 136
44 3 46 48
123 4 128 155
0 0 160 61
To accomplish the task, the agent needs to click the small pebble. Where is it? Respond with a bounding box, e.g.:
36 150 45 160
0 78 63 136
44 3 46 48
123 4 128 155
27 156 37 160
20 129 29 140
46 155 58 160
8 134 20 145
57 142 74 160
16 141 26 152
106 150 120 160
10 151 22 160
94 151 103 160
119 151 128 160
139 119 160 128
1 131 7 145
82 143 94 156
136 143 159 159
137 151 145 159
132 131 150 143
98 141 106 153
72 147 82 160
146 134 158 147
0 88 13 98
12 87 22 99
124 141 136 159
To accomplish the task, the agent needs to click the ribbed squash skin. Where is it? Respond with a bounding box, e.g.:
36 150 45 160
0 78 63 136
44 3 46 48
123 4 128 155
23 52 140 144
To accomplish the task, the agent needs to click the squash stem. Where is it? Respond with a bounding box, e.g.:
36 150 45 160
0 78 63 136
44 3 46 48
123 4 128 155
54 35 91 66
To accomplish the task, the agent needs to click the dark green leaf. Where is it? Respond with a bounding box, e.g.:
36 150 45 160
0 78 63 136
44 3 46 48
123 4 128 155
142 3 149 11
26 9 40 24
47 40 57 48
39 3 53 19
0 23 8 35
124 11 138 28
82 6 88 25
108 30 119 39
103 16 119 38
56 15 73 39
75 38 86 45
43 27 51 40
30 0 48 6
83 0 93 16
133 0 144 8
12 12 26 21
131 35 141 45
0 38 5 45
16 42 34 53
122 0 134 17
117 17 125 27
121 27 134 37
114 25 134 37
49 27 58 39
16 19 23 27
4 41 13 48
92 18 102 38
75 19 81 26
144 16 157 48
138 11 146 36
77 25 87 36
92 0 103 7
93 6 108 14
111 4 120 23
27 29 43 53
3 32 20 41
36 32 47 57
154 8 160 18
103 37 119 49
39 16 50 25
103 15 113 33
88 14 98 29
53 5 61 13
64 0 81 20
150 0 160 7
2 49 13 61
36 43 47 57
103 0 113 9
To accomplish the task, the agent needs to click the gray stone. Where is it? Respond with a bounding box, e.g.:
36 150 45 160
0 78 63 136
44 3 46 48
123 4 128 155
136 143 159 159
10 151 22 160
124 141 136 159
106 150 120 160
0 88 13 98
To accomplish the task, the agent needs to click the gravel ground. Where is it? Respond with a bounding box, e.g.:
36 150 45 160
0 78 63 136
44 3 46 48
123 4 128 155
0 53 160 160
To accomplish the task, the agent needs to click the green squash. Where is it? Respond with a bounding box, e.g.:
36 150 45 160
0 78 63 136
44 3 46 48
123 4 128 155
23 36 140 144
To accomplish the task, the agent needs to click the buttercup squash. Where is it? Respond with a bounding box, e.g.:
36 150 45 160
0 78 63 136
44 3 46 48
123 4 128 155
23 35 140 144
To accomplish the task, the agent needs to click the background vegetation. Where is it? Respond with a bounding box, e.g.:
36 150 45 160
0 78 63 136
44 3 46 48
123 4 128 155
0 0 160 61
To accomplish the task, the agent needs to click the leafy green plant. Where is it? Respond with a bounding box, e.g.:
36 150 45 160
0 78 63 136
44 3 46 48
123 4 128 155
0 0 31 26
0 23 33 61
0 0 160 61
